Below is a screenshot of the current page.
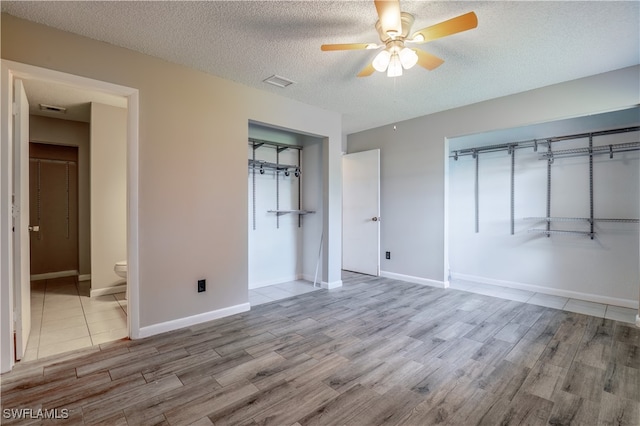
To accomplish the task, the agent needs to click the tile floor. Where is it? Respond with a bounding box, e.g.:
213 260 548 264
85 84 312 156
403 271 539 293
24 277 318 361
449 278 638 325
249 279 322 306
25 276 127 361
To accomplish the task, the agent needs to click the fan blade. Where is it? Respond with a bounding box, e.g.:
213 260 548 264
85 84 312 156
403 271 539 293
415 49 444 70
321 43 377 51
357 63 376 77
375 0 402 36
411 11 478 43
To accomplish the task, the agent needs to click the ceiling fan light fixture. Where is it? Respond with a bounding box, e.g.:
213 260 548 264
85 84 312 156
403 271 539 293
372 50 391 72
399 47 418 69
387 53 403 77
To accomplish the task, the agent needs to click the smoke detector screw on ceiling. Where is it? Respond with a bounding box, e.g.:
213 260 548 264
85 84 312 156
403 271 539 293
263 75 295 88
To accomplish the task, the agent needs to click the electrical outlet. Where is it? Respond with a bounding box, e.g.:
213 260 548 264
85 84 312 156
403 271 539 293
197 279 206 293
385 251 391 260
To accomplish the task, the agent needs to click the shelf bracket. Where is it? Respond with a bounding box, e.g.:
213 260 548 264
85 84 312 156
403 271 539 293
509 145 515 235
474 149 479 233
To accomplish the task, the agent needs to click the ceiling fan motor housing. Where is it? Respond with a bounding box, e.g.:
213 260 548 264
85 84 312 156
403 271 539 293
376 12 415 42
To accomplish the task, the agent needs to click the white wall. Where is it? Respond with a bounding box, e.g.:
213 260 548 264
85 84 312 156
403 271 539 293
90 102 127 292
449 118 639 306
301 136 324 283
348 66 640 307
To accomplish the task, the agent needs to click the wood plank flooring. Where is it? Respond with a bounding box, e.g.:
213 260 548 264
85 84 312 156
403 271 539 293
1 271 638 425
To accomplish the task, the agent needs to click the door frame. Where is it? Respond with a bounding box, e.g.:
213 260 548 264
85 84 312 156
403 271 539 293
1 60 140 373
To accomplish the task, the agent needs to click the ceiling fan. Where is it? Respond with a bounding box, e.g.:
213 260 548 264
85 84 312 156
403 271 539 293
321 0 478 77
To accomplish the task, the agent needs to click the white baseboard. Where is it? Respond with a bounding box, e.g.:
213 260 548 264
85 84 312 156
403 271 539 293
380 270 447 289
31 270 78 281
321 280 342 289
78 274 91 282
90 284 126 298
451 272 639 309
138 303 251 339
249 275 302 289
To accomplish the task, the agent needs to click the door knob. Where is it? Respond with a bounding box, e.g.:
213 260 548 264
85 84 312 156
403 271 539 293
371 217 380 222
28 225 40 232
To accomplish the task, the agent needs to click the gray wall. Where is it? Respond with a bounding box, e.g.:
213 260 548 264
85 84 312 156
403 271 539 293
347 66 639 305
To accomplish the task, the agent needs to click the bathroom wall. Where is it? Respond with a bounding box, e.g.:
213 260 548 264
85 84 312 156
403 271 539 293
29 115 90 277
90 102 127 294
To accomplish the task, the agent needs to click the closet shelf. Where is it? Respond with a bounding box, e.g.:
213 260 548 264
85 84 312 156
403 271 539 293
524 217 639 224
528 229 594 237
267 210 315 216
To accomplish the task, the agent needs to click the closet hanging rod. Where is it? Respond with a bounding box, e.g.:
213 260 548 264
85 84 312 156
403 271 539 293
248 159 301 176
539 142 640 159
449 126 639 159
249 138 303 151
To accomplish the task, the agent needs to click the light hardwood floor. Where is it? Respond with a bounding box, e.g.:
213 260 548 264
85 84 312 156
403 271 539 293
1 271 638 425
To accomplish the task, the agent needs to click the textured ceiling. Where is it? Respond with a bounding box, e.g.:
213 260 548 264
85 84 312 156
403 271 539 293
2 1 639 134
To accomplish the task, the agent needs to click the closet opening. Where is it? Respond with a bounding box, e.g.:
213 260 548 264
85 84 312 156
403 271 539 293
445 107 639 320
247 122 324 306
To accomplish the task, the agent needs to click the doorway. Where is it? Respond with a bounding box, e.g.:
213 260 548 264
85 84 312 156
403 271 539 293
342 149 381 276
29 143 79 276
1 60 140 373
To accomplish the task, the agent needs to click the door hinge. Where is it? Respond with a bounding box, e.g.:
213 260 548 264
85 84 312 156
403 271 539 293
12 102 17 116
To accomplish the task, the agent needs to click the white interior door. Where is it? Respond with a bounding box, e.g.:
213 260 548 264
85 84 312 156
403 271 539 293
342 149 380 276
13 79 31 360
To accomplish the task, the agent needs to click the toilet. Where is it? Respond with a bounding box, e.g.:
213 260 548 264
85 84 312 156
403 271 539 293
114 260 127 279
114 260 127 299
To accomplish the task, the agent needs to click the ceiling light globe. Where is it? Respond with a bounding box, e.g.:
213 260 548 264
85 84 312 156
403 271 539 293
399 48 418 69
372 50 391 72
387 53 403 77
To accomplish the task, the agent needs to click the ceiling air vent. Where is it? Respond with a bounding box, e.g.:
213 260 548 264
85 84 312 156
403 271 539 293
39 104 67 114
263 75 295 88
